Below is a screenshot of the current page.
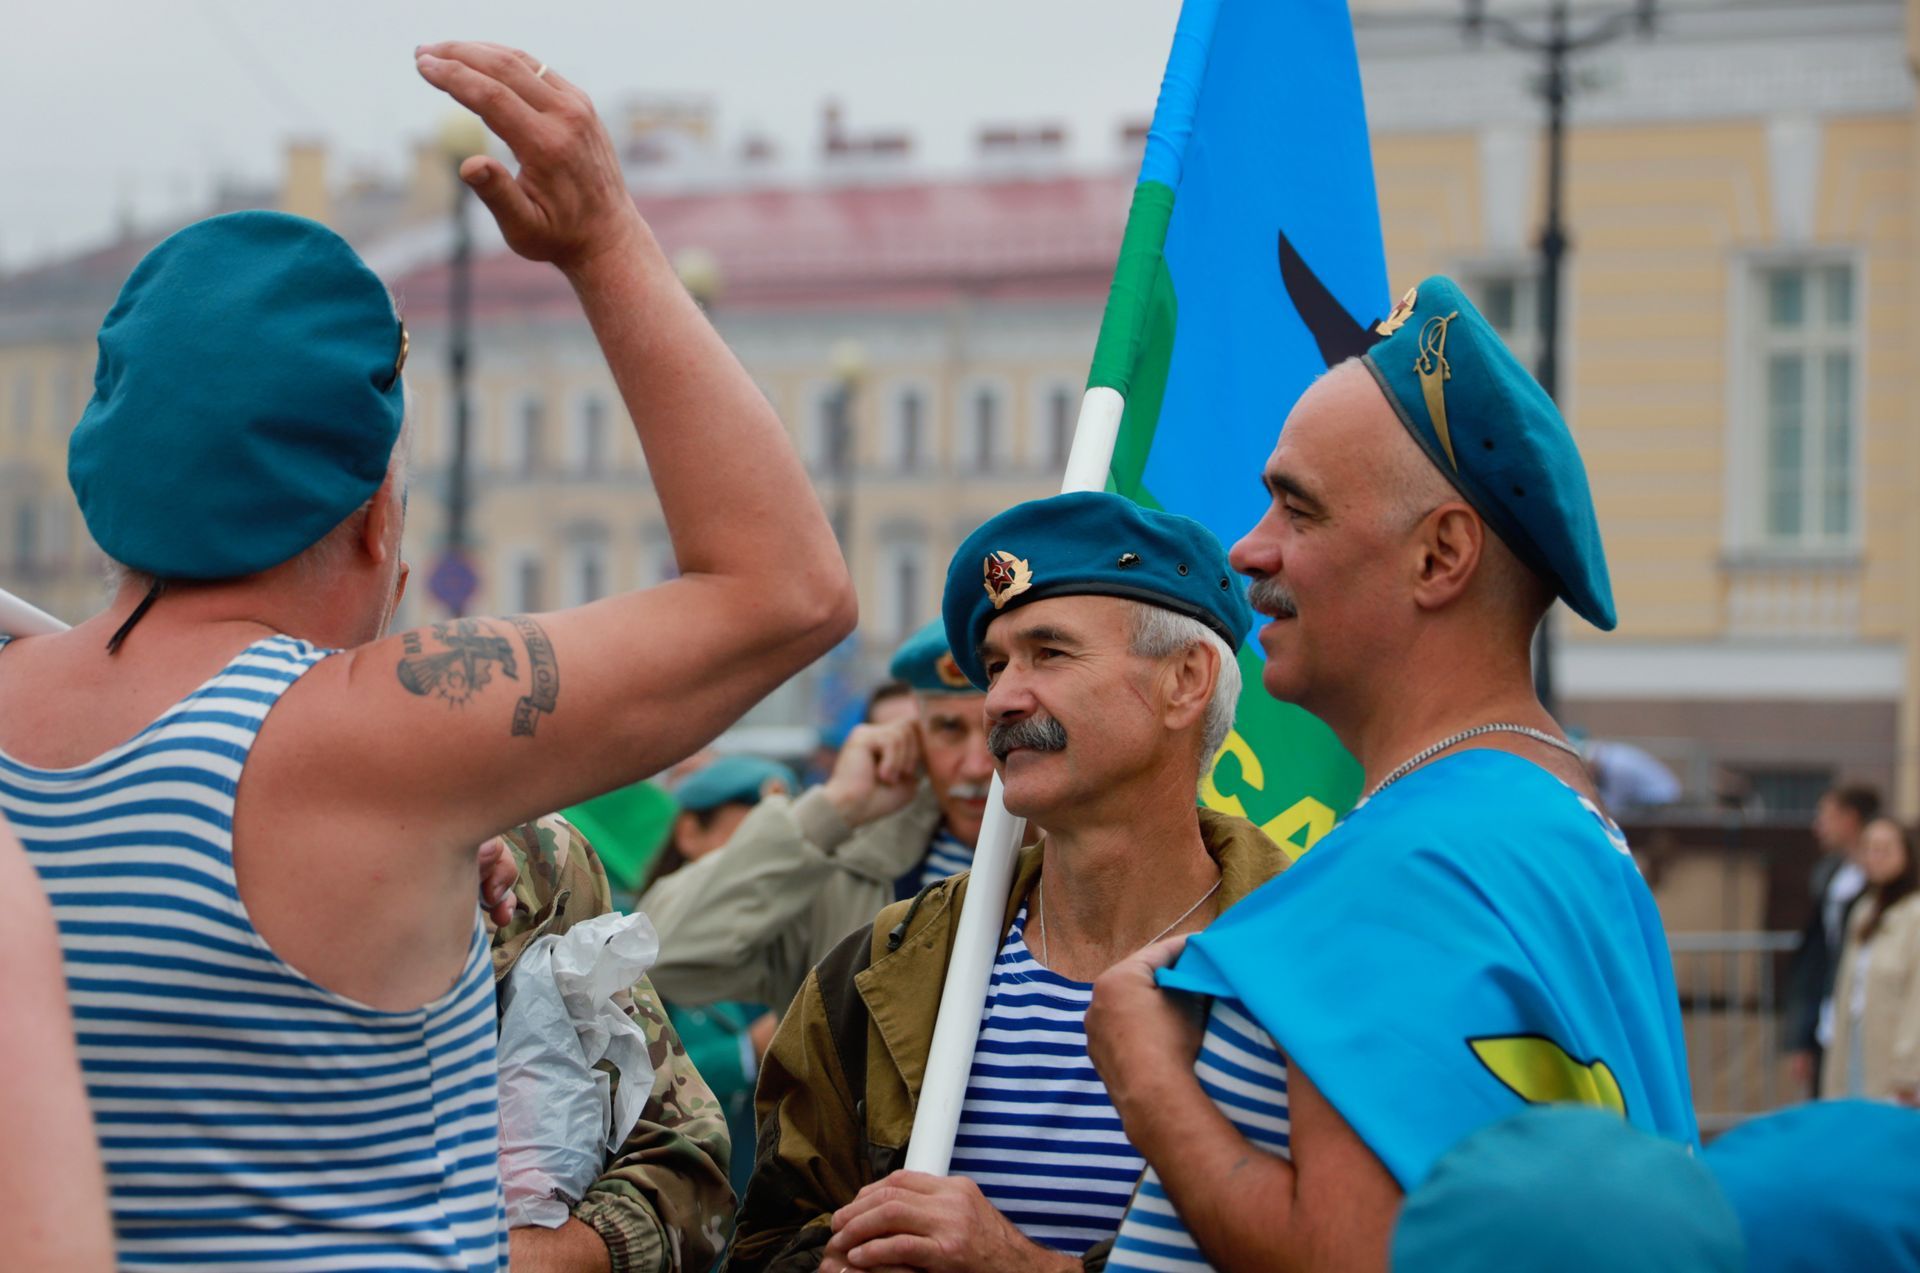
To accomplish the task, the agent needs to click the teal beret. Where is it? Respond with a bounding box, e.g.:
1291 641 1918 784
1361 276 1616 631
68 210 408 580
888 618 978 696
1392 1106 1743 1273
675 756 799 813
1705 1101 1920 1273
941 491 1252 689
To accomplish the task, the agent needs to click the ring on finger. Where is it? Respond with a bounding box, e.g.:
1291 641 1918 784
533 62 550 80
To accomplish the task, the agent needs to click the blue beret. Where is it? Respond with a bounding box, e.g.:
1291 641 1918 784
68 211 408 580
1705 1101 1920 1273
1361 276 1616 630
1392 1106 1743 1273
675 756 800 813
941 491 1252 689
888 618 978 696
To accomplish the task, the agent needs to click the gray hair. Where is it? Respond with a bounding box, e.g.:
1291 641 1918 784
1127 602 1241 762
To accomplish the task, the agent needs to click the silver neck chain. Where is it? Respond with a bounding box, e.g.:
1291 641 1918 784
1036 872 1222 971
1365 723 1582 803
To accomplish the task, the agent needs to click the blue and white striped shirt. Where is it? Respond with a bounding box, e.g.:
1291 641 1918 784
1108 998 1291 1272
947 903 1143 1256
0 635 508 1271
916 827 975 893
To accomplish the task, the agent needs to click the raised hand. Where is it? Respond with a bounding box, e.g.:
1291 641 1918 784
822 720 927 830
414 41 643 272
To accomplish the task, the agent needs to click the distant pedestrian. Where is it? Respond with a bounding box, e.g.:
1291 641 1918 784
1822 816 1920 1104
1784 784 1884 1094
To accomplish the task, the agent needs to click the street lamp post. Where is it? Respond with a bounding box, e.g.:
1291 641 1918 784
1462 0 1656 714
434 112 490 618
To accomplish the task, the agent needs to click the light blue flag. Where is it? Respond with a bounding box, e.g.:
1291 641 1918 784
1090 0 1393 855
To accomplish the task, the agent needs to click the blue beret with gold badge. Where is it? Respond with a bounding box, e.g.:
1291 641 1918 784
941 491 1252 689
68 210 409 581
888 618 978 696
1360 276 1615 631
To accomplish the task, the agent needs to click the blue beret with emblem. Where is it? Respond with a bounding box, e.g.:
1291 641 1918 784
68 210 409 581
675 756 800 813
1360 275 1616 631
888 618 978 696
941 491 1252 689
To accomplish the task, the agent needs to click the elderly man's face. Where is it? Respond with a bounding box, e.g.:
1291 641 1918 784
979 594 1172 824
915 693 993 846
1228 362 1425 716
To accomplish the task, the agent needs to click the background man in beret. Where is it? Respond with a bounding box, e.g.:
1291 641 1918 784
642 620 997 1018
0 40 852 1269
490 815 735 1273
730 492 1291 1273
1087 278 1694 1272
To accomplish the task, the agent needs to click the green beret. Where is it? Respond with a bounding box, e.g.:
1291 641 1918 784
675 756 799 813
887 618 978 696
1360 275 1615 630
941 491 1252 689
68 211 408 581
1392 1106 1743 1273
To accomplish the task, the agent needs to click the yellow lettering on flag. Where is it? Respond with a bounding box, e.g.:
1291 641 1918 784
1202 730 1340 857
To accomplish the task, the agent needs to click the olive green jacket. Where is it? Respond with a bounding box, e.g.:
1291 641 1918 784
493 816 736 1273
726 811 1291 1272
641 785 944 1011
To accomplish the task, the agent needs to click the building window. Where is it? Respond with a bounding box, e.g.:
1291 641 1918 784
1464 268 1540 376
877 537 928 641
567 540 609 606
1043 382 1076 471
1750 263 1857 547
512 553 545 614
962 382 1005 474
888 385 927 472
572 393 609 476
509 394 546 477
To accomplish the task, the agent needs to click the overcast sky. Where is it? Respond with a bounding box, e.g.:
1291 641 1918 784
3 1 1192 269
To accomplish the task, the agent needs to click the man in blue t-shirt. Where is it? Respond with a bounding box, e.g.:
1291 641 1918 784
1088 278 1696 1272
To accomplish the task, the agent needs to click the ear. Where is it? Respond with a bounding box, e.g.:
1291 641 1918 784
1410 502 1485 613
1157 641 1219 735
361 473 404 566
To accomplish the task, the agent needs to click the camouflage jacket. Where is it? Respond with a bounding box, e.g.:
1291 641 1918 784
493 815 737 1272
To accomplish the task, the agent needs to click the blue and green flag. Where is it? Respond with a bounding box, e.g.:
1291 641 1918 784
1091 0 1391 853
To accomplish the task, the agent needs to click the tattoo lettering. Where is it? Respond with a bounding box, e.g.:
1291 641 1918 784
396 620 520 707
506 615 561 738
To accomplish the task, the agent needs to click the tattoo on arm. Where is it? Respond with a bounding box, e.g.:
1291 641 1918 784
394 617 561 737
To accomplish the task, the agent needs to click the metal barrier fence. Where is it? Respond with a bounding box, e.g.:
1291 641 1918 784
1669 931 1801 1134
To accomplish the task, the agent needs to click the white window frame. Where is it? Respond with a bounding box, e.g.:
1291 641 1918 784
956 376 1012 475
505 390 547 477
504 547 546 615
1724 251 1865 557
1460 262 1542 379
566 538 610 607
569 389 611 476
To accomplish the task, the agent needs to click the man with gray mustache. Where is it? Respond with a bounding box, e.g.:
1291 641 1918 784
732 492 1292 1273
643 619 998 1016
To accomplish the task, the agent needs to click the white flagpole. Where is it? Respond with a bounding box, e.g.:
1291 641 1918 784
903 385 1126 1174
0 588 69 637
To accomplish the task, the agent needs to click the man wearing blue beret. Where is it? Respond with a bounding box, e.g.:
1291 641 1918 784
732 492 1292 1273
1087 279 1695 1272
644 619 997 1015
0 41 854 1272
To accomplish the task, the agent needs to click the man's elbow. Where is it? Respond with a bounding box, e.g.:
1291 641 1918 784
787 564 858 657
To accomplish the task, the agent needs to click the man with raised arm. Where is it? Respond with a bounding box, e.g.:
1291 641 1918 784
0 41 852 1271
730 493 1291 1273
1085 278 1695 1273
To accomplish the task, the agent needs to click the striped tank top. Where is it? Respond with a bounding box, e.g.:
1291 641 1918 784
916 827 975 893
1107 998 1291 1270
946 902 1143 1256
0 635 508 1272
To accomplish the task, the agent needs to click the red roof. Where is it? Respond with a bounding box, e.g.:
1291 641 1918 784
391 172 1134 320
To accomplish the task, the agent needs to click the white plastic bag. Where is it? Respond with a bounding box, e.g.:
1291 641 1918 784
497 910 660 1228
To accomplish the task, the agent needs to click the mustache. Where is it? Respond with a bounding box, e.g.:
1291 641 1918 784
1246 576 1299 619
987 714 1069 761
948 781 993 801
